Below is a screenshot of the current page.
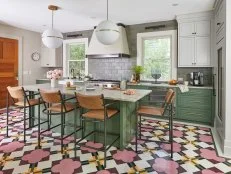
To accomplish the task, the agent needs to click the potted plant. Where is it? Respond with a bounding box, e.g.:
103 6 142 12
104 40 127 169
132 65 144 82
47 69 63 88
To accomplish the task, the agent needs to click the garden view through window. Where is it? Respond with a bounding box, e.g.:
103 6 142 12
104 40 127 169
66 42 86 77
142 36 171 81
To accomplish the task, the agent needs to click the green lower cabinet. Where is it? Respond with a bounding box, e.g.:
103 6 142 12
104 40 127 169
128 84 215 126
176 88 214 125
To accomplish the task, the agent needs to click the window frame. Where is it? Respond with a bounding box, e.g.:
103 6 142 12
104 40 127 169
63 38 88 77
137 30 177 81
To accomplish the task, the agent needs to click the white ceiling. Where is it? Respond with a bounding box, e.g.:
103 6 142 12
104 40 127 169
0 0 215 33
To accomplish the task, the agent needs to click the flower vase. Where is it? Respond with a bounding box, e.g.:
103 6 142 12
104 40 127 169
51 79 58 88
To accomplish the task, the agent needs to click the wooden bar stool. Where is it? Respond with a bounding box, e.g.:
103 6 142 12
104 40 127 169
38 90 80 155
6 86 44 142
75 93 120 168
136 89 175 158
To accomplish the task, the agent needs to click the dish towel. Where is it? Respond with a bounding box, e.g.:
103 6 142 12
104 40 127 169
178 85 189 93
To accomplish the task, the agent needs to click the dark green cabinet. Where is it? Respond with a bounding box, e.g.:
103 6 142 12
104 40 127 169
128 84 215 125
176 88 214 125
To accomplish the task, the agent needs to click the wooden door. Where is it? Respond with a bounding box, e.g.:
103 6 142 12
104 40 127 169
178 37 195 67
0 37 18 108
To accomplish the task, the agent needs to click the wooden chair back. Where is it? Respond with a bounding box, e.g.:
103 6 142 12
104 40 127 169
165 89 175 104
161 89 175 108
39 90 62 104
76 93 104 110
7 86 24 101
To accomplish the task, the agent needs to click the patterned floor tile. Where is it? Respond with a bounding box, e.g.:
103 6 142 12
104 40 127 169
0 109 231 173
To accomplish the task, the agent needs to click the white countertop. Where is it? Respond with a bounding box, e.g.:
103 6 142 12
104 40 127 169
23 84 152 103
128 82 213 89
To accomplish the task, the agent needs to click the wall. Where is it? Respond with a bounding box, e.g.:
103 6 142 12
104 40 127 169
64 20 213 82
177 67 213 85
224 0 231 157
0 23 46 85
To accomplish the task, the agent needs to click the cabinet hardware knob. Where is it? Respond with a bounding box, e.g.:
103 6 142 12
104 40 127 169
217 23 221 26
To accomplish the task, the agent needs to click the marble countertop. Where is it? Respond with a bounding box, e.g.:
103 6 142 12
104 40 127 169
127 82 213 89
23 84 152 103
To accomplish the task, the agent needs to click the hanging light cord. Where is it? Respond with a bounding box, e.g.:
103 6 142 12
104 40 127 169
52 10 54 29
107 0 109 20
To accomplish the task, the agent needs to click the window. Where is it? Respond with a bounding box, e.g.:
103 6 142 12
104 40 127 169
63 38 88 77
137 30 177 81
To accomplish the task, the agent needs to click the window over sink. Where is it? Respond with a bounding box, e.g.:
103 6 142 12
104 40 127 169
137 30 177 82
63 38 88 77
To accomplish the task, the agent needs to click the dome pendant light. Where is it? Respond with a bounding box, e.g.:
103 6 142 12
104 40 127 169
42 5 63 49
95 0 119 45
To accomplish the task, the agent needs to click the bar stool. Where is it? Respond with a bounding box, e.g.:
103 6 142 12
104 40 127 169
38 90 80 155
75 93 120 167
136 89 175 158
6 86 44 142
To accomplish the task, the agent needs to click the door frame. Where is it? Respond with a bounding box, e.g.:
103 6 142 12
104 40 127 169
0 33 23 85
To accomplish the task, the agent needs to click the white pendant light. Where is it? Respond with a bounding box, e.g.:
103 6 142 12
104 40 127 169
42 5 63 49
96 0 119 45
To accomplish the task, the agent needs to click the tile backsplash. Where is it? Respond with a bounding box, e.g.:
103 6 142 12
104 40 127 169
177 67 213 86
88 58 136 80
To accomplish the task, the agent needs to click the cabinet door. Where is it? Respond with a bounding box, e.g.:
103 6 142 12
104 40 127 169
179 22 195 36
41 46 57 67
178 37 195 67
195 37 211 66
41 46 52 67
195 21 211 36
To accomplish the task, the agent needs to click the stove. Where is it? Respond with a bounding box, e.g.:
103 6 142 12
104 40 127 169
88 79 120 88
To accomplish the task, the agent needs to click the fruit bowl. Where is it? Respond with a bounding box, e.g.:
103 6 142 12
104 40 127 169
168 80 178 85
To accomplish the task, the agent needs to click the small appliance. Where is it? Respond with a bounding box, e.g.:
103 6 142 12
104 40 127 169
189 72 204 86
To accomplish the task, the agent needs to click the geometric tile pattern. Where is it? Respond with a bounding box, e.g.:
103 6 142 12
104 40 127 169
0 109 231 174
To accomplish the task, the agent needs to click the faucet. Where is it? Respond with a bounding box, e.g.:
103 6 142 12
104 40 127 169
70 69 75 79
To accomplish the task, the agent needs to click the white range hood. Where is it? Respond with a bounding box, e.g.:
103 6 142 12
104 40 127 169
87 24 130 58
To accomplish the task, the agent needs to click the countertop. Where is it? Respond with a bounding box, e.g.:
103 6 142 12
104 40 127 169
23 84 152 103
127 82 213 89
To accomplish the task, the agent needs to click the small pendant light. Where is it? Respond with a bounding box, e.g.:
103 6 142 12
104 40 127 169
42 5 63 49
95 0 120 45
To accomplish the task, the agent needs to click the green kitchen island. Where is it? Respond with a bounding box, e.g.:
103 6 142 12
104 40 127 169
23 83 152 149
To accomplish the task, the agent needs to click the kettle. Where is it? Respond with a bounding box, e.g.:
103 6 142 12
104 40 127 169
120 80 127 90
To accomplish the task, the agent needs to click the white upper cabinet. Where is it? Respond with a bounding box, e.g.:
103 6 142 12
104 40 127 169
179 22 195 36
179 37 195 67
177 11 213 67
41 44 63 67
215 0 225 44
195 37 211 66
195 21 211 36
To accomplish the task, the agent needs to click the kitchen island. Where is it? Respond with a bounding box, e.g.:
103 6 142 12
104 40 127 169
23 83 152 148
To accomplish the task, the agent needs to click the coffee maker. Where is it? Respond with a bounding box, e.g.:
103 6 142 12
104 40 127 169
189 72 204 86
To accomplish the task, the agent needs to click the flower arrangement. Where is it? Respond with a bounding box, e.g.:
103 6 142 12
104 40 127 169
47 69 63 80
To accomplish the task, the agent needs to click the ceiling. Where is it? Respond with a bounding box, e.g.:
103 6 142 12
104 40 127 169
0 0 215 33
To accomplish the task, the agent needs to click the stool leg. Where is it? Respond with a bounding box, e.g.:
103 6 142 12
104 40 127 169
6 101 9 137
47 103 50 129
38 102 41 148
104 119 107 168
170 104 173 158
61 112 64 154
23 97 26 143
139 114 142 139
74 108 77 158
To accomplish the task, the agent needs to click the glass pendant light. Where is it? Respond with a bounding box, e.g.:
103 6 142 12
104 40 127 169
42 5 63 49
96 0 119 45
